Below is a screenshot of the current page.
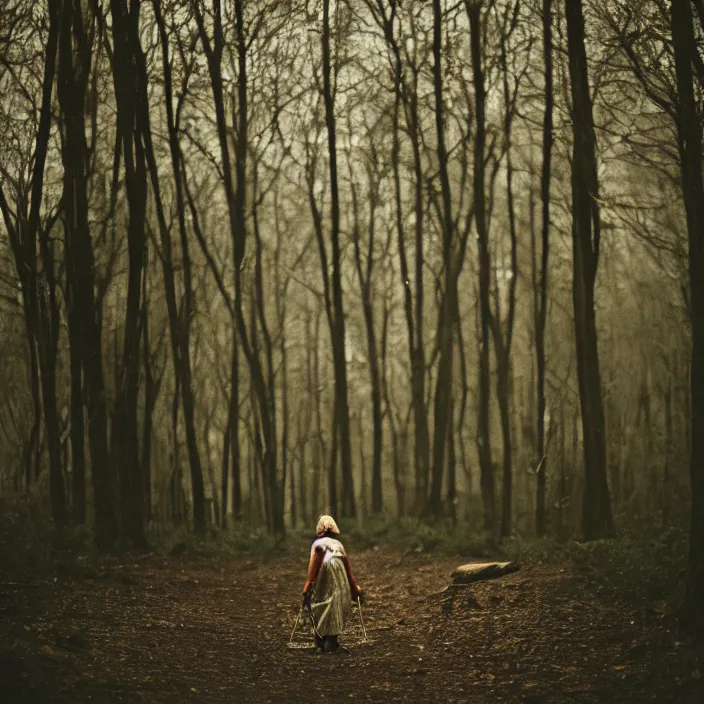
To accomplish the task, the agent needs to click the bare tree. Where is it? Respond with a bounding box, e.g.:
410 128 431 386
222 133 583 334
534 0 553 538
467 0 496 533
564 0 615 541
671 0 704 634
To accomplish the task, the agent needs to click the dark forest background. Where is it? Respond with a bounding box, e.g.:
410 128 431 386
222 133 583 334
1 0 703 632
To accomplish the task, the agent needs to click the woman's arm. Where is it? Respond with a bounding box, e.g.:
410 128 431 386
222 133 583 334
302 546 324 600
342 555 363 599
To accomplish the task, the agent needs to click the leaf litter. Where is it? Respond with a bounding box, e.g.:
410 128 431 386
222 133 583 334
0 550 702 702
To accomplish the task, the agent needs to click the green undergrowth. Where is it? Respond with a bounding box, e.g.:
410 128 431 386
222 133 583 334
519 526 688 604
0 494 690 608
0 492 96 581
339 516 690 606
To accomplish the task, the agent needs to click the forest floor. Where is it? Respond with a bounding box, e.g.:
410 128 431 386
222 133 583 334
1 548 703 703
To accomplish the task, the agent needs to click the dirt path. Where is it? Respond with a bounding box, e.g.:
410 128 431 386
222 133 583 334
1 550 703 703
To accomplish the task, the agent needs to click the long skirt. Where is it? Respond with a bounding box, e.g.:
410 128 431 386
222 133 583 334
310 556 351 637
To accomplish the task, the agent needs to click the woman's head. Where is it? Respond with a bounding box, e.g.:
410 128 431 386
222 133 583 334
316 514 340 536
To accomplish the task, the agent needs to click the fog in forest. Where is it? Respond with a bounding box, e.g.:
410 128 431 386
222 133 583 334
1 1 703 701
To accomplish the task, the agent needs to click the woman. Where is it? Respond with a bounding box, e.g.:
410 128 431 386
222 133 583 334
301 515 363 653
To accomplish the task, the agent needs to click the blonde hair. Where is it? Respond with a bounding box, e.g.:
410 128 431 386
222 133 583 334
316 514 340 535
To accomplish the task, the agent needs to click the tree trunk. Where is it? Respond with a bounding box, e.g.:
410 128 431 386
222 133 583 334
468 1 495 533
311 307 328 519
68 301 86 525
57 0 117 550
192 0 276 533
663 380 673 526
373 5 431 514
350 168 383 514
203 411 219 526
37 154 66 529
426 0 457 519
564 0 615 541
38 278 66 531
0 0 61 518
495 12 520 540
151 0 208 535
322 0 355 518
221 411 231 528
497 367 512 538
252 169 282 535
141 272 155 525
535 0 553 538
281 300 293 528
671 0 704 633
329 398 340 518
109 0 148 548
231 334 242 521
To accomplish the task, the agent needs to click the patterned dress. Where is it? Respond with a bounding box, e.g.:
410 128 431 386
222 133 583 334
309 536 353 637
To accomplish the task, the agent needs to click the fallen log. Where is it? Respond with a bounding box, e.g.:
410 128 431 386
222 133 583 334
451 561 520 584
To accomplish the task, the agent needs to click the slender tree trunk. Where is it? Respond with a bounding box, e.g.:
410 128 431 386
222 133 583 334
109 0 149 547
329 398 340 517
497 365 512 538
26 349 41 490
662 380 673 526
468 1 495 533
565 0 615 541
57 0 117 549
535 0 553 537
37 217 65 528
322 0 355 518
38 282 66 530
391 56 428 515
381 299 404 518
221 412 231 528
298 422 308 527
231 334 242 521
447 392 457 524
203 411 219 526
0 0 59 514
282 308 293 528
350 170 383 514
141 269 156 525
494 13 520 540
311 307 328 518
68 301 85 525
374 5 430 514
252 170 281 534
426 0 457 519
150 0 209 535
193 0 276 533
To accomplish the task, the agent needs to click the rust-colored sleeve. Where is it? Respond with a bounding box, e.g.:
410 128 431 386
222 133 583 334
342 555 362 593
302 547 323 595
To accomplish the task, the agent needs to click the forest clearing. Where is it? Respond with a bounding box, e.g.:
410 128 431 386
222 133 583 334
1 548 703 703
4 0 704 700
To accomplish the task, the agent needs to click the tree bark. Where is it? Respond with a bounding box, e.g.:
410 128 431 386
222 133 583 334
231 337 242 521
468 1 495 533
671 0 704 633
535 0 553 538
193 0 279 533
493 9 520 539
371 3 430 514
564 0 615 541
55 0 118 549
349 162 383 514
109 0 149 547
152 0 213 535
426 0 457 519
67 298 85 526
0 0 62 519
322 0 355 518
